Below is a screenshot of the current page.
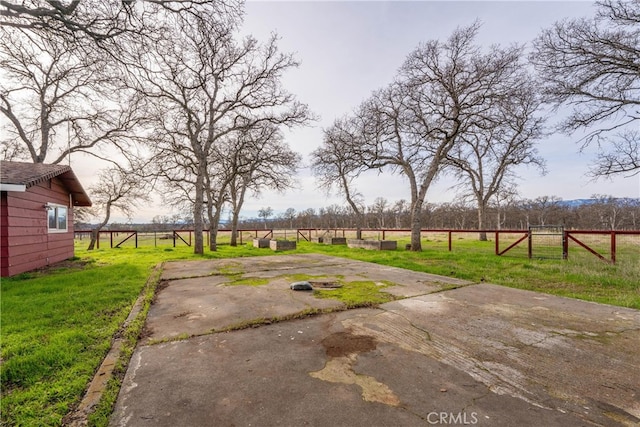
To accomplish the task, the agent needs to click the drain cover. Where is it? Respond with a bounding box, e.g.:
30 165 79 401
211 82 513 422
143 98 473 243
309 281 342 289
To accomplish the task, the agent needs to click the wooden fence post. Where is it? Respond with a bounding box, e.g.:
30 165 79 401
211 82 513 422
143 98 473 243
611 231 616 264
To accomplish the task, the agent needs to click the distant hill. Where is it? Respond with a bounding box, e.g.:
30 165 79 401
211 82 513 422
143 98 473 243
558 198 640 208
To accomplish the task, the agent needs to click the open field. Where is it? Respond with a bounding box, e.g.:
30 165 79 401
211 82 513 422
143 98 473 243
1 238 638 426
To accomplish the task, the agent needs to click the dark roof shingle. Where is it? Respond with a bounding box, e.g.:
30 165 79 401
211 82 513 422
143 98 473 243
0 161 92 206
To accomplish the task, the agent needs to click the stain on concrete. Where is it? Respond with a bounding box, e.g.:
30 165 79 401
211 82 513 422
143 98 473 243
310 330 400 406
310 354 401 406
321 331 377 357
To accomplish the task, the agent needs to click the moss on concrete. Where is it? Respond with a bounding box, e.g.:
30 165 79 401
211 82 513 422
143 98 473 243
313 280 398 308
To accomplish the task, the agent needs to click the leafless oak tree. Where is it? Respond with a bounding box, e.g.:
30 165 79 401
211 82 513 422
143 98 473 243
131 9 310 254
85 165 150 250
226 123 301 247
445 77 547 240
532 0 640 177
258 206 273 229
340 23 528 250
203 124 300 251
312 116 368 239
368 197 389 229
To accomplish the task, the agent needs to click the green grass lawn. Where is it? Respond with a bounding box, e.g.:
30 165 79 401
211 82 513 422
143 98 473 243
1 238 638 426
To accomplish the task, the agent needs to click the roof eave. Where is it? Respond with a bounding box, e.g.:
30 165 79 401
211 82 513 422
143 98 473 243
58 170 92 207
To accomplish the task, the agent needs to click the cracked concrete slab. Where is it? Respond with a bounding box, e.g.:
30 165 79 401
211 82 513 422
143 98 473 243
110 255 640 426
144 254 468 343
355 284 640 425
111 310 592 427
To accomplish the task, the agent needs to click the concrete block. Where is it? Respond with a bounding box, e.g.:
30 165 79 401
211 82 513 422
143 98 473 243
324 237 347 245
253 238 270 248
347 239 397 251
269 240 296 251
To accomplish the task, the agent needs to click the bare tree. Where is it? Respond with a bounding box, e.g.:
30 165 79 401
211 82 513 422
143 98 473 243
131 10 310 254
283 208 296 229
490 184 520 230
526 195 564 226
204 155 231 251
1 0 136 42
586 194 625 229
392 199 409 228
368 197 389 229
202 123 300 251
227 123 300 247
258 206 273 229
590 130 640 176
345 23 526 250
86 166 150 250
297 208 317 228
532 0 640 177
445 76 547 240
234 193 639 231
0 26 143 164
622 197 640 229
311 116 367 239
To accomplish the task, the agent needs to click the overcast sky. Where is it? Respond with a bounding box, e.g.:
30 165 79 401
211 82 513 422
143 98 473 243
81 1 640 222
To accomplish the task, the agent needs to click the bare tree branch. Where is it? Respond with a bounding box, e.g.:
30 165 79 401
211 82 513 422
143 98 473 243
532 0 640 177
0 26 145 164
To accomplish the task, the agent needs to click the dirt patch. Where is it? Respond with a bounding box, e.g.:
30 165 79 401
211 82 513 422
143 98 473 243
31 258 94 275
321 331 377 357
152 281 171 303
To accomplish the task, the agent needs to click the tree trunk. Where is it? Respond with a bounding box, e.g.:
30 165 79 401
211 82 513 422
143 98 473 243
193 171 205 254
230 184 247 247
477 201 488 241
87 229 99 251
409 203 422 251
354 211 363 240
208 199 224 252
230 210 239 246
209 228 218 251
87 202 111 250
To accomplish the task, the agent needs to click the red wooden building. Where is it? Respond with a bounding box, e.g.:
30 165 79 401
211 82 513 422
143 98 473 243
0 161 92 277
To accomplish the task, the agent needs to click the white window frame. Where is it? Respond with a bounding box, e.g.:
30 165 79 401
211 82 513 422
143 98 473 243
47 203 68 233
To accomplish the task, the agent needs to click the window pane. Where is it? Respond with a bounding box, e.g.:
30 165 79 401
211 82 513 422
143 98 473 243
48 208 57 229
57 207 67 230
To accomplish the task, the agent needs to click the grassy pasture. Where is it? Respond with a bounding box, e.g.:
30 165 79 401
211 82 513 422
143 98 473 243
81 228 640 267
1 234 638 426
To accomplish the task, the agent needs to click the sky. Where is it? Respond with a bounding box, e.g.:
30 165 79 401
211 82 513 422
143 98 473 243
70 1 640 221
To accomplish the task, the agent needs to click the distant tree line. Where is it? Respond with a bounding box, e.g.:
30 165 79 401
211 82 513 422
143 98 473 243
240 196 640 231
77 195 639 232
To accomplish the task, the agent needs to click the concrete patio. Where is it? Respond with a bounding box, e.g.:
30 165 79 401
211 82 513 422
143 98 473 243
110 254 640 426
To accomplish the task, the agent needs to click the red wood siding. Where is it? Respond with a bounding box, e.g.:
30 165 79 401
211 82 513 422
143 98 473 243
1 177 76 276
1 191 8 276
